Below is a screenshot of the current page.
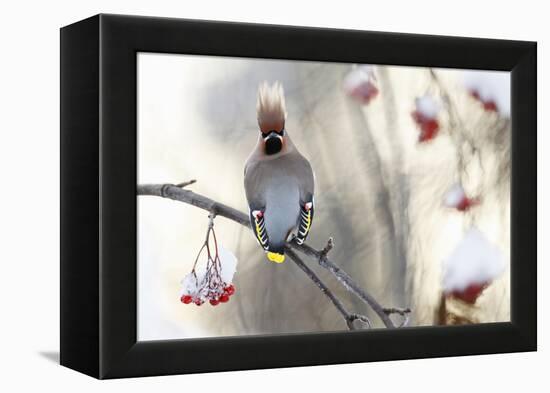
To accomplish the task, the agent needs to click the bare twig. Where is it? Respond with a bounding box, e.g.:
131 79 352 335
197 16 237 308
383 307 411 316
138 182 410 328
383 307 412 327
320 237 334 258
175 179 197 188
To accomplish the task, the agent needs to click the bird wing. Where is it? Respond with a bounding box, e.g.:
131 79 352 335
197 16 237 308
292 152 315 245
250 209 269 250
294 199 314 245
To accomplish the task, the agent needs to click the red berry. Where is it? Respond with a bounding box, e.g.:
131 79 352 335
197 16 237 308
468 90 498 113
483 100 498 112
457 199 468 211
219 294 230 303
412 111 439 143
224 285 235 296
449 282 488 304
349 81 378 105
209 299 220 306
194 298 203 306
180 295 193 304
419 119 439 142
456 197 479 212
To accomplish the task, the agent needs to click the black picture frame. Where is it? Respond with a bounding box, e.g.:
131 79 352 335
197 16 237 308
60 14 537 379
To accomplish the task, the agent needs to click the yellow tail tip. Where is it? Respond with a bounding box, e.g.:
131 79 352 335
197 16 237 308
267 252 285 263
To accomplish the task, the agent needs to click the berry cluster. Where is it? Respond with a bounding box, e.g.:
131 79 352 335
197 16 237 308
411 95 441 143
442 228 505 307
179 215 238 307
455 196 479 212
347 80 379 105
180 283 236 306
447 282 488 305
411 110 439 143
469 89 498 113
343 66 379 105
444 183 480 213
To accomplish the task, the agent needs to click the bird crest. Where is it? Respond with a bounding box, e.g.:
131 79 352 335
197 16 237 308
256 81 287 132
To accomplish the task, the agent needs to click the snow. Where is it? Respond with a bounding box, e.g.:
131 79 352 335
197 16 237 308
462 70 510 116
218 246 238 284
442 227 505 293
342 65 374 91
180 272 202 297
415 95 440 119
342 65 379 104
444 183 466 208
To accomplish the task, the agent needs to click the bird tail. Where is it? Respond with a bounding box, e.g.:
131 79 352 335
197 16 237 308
266 251 285 263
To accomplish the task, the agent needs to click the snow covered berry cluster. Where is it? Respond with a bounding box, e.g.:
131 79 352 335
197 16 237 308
444 183 480 212
343 65 379 105
442 228 505 304
463 71 510 115
343 65 508 145
411 95 441 143
180 219 238 307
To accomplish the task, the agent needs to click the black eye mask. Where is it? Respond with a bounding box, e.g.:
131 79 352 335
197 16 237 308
261 129 285 139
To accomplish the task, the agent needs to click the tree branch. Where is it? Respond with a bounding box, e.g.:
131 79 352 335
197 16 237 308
138 182 410 328
139 183 249 227
286 241 396 328
285 248 371 330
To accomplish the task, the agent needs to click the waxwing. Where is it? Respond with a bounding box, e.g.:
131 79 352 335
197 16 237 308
244 81 315 263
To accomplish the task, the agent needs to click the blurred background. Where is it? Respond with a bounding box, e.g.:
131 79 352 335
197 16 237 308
137 53 510 341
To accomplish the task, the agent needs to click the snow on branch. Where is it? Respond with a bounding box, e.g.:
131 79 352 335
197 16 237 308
137 181 411 329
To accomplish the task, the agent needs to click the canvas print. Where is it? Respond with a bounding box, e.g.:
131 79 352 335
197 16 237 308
137 53 510 341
